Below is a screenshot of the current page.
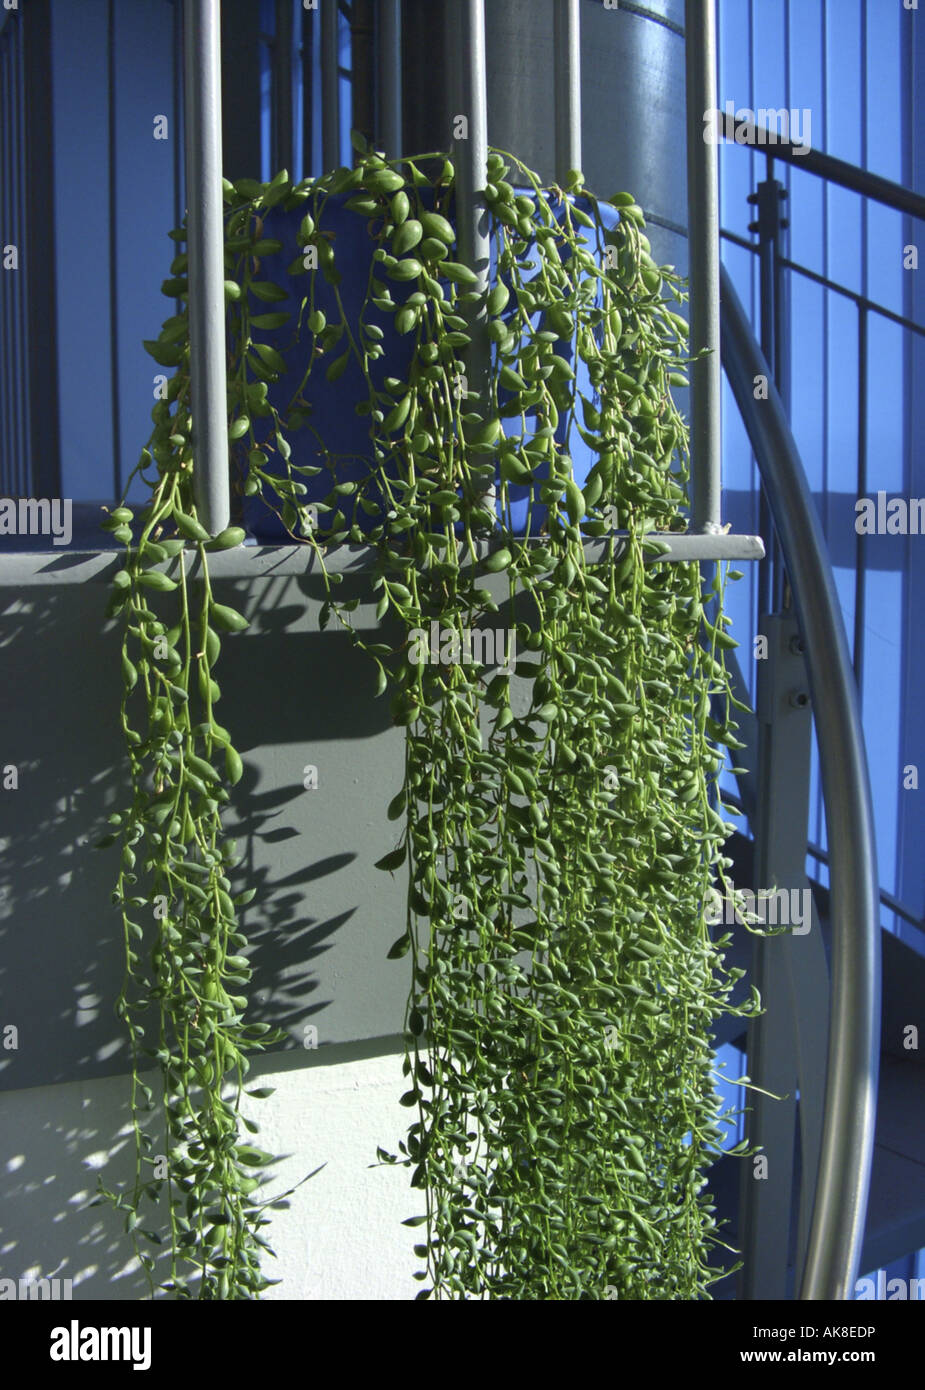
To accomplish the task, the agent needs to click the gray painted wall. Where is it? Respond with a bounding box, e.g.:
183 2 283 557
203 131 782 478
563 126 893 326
0 545 412 1093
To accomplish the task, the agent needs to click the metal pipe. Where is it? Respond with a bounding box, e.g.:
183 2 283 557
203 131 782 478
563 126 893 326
183 0 230 536
685 0 722 533
321 0 340 171
377 0 402 158
454 1 490 411
274 0 294 174
721 264 880 1301
754 177 787 649
553 0 581 185
349 0 375 156
853 307 868 700
2 35 15 492
108 0 122 500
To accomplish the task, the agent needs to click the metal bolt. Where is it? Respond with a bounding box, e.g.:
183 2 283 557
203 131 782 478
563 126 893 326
789 689 810 709
789 634 805 655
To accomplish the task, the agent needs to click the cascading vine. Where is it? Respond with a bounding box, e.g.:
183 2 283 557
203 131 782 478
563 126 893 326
101 137 758 1300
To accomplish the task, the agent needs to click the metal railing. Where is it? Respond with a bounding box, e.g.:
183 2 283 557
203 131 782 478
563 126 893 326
721 266 881 1301
717 113 925 700
715 109 925 1297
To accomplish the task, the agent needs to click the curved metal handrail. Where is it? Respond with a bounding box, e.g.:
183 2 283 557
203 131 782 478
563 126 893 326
720 263 881 1300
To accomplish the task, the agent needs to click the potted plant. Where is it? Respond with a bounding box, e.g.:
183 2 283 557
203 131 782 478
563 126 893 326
98 138 754 1300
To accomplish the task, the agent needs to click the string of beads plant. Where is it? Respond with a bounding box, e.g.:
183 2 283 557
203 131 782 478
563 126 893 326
101 135 759 1300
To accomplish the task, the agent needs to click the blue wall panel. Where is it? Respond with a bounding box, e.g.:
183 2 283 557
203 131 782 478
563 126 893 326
52 0 178 507
52 0 114 503
114 0 179 504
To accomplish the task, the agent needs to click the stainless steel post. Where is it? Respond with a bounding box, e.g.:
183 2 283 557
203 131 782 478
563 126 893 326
183 0 230 535
377 0 402 157
322 0 340 170
455 1 491 412
553 0 581 184
685 0 722 532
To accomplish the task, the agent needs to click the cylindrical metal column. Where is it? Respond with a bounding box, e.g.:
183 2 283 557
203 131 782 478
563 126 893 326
401 1 688 274
377 0 402 157
553 0 581 185
685 0 722 532
183 0 230 536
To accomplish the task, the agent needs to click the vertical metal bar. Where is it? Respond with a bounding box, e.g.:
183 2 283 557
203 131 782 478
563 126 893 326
738 614 814 1300
184 0 230 535
301 0 314 178
274 0 294 174
857 0 869 705
772 184 788 610
553 0 581 185
454 0 490 412
4 27 13 494
756 166 775 619
853 306 868 701
3 32 13 493
15 9 29 497
377 0 402 158
22 0 60 500
11 22 24 496
754 163 789 611
321 0 340 170
685 0 723 533
108 0 122 500
293 2 303 181
173 0 183 258
1 34 12 493
349 0 375 158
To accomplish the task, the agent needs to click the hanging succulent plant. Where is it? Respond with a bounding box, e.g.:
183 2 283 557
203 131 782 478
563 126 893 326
99 137 756 1300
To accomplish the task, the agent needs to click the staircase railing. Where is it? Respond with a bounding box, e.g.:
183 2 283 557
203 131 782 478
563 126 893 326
721 265 881 1301
717 101 925 1298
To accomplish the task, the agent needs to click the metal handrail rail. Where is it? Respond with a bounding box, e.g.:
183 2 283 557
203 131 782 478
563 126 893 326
721 263 881 1301
715 111 925 222
722 785 925 936
721 227 925 338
